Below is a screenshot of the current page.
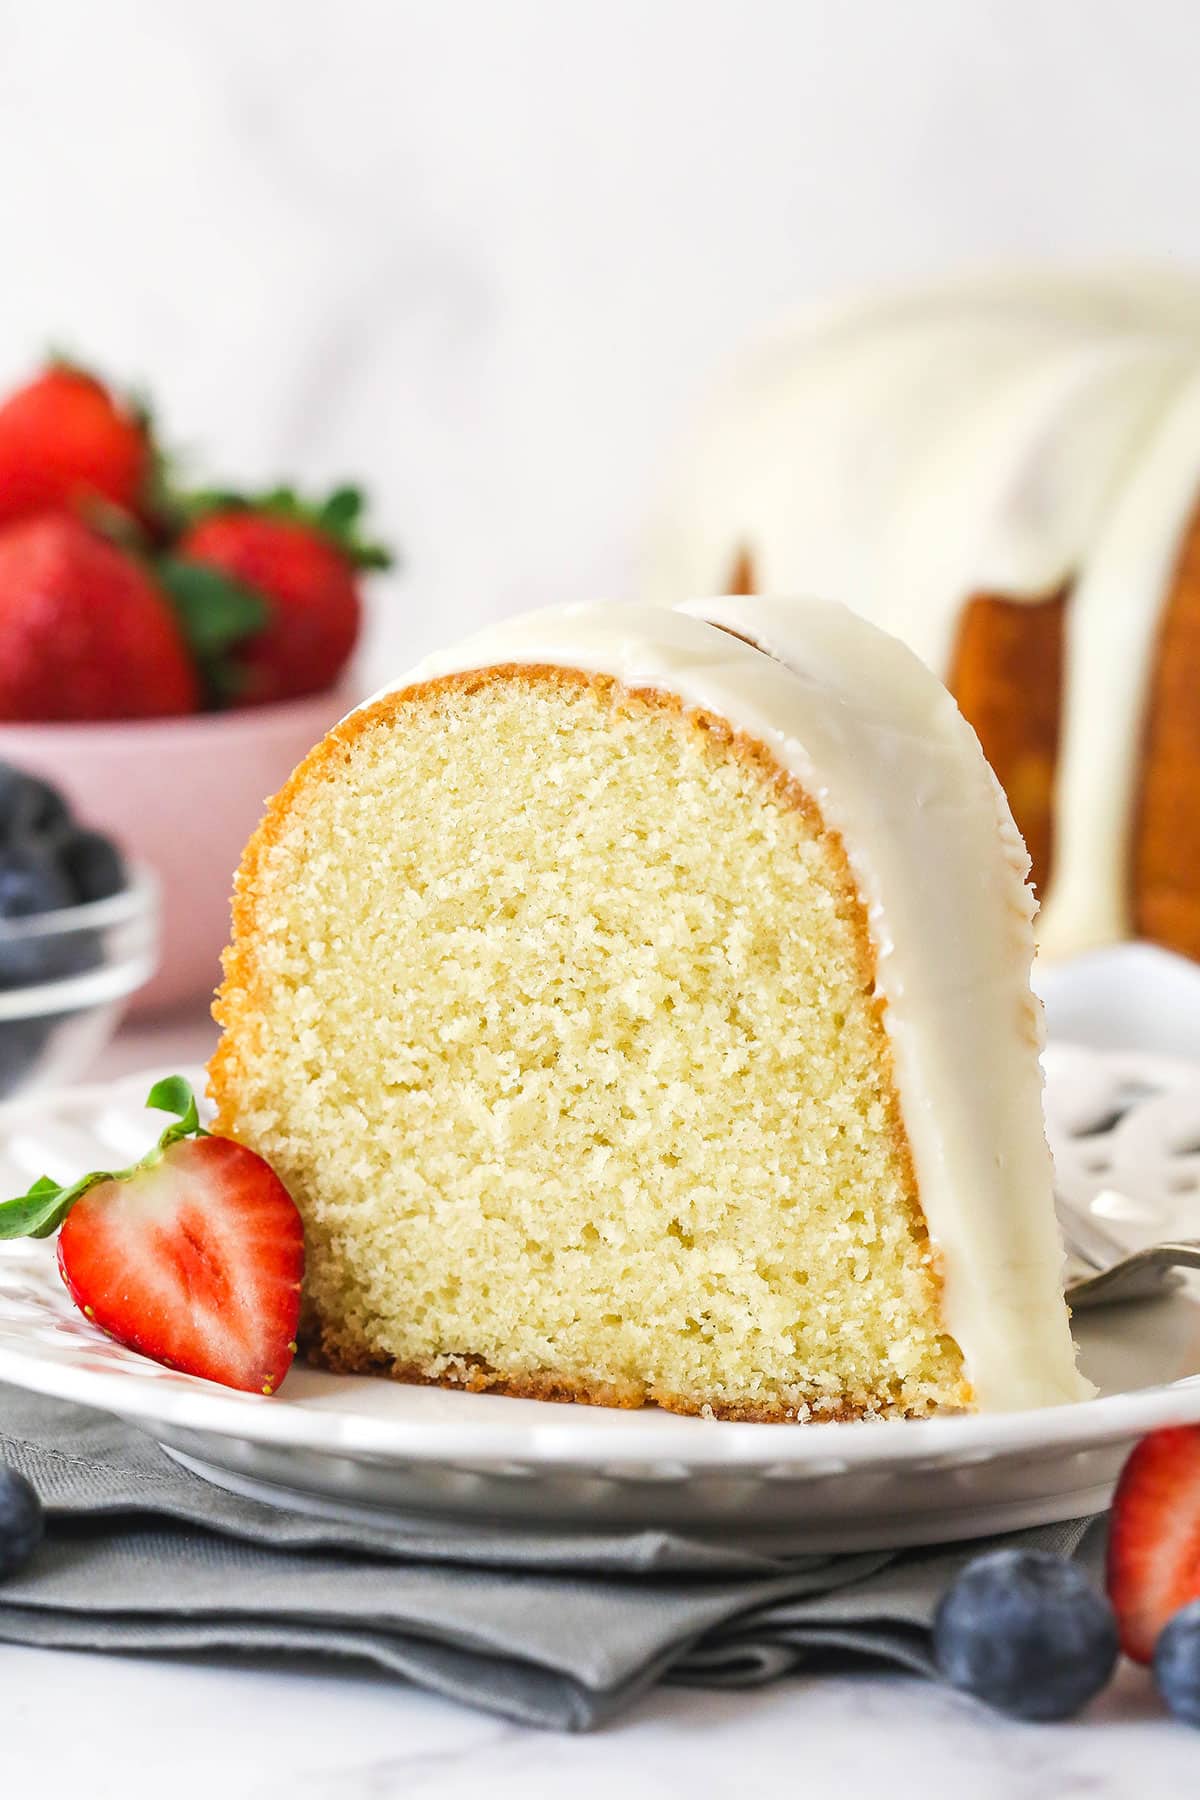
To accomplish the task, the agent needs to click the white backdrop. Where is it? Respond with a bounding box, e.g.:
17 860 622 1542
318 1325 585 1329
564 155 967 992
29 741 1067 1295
1 0 1198 681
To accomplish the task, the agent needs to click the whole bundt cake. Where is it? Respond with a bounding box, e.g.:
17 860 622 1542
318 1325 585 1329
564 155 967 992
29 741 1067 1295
647 269 1200 961
209 597 1085 1419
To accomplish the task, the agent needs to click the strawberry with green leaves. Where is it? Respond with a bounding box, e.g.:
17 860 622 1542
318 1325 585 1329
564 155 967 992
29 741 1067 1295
168 486 392 706
0 1078 305 1395
0 352 396 715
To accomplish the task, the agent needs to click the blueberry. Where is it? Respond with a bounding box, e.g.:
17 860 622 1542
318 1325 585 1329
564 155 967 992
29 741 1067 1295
57 827 127 904
0 842 75 988
0 1465 43 1578
1154 1600 1200 1727
0 843 92 991
0 841 74 921
0 764 70 844
932 1547 1119 1721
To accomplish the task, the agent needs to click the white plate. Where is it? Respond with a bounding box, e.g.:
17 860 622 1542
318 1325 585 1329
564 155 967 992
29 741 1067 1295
2 1051 1200 1553
1036 938 1200 1062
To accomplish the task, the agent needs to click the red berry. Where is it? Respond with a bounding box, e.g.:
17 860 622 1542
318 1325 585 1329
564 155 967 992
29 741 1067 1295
58 1134 304 1395
0 514 199 720
0 366 149 529
1107 1425 1200 1662
178 511 361 704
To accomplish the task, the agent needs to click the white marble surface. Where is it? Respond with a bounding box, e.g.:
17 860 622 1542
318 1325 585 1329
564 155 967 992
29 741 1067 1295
0 1009 1195 1788
2 1643 1194 1798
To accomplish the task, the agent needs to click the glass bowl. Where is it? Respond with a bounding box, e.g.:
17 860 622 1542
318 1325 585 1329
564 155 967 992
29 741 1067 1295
0 868 159 1104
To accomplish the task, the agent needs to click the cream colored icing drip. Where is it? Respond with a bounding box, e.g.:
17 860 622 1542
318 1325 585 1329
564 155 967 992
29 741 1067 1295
367 598 1088 1413
1040 368 1200 955
875 338 1187 676
644 270 1200 957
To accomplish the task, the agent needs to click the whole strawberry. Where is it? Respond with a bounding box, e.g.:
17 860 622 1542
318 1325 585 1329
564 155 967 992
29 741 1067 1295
0 515 199 720
172 487 391 705
0 362 152 530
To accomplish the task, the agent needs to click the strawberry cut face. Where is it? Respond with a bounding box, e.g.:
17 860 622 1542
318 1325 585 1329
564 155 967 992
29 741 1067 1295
57 1134 303 1395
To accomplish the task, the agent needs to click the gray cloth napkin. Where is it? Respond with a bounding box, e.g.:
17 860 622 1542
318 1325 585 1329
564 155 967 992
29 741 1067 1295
0 1382 1102 1731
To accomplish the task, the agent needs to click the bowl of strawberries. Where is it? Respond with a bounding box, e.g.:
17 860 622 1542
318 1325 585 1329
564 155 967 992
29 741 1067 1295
0 360 394 1014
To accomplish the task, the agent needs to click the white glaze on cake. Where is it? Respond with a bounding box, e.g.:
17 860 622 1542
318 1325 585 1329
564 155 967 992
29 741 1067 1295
1039 367 1200 954
368 598 1088 1413
645 270 1200 958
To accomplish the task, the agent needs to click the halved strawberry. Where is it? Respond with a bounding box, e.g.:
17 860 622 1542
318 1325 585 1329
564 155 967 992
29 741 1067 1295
58 1133 303 1394
0 1078 303 1395
1107 1426 1200 1662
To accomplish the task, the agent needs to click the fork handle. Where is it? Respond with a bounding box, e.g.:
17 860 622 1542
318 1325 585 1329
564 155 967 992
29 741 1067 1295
1067 1240 1200 1310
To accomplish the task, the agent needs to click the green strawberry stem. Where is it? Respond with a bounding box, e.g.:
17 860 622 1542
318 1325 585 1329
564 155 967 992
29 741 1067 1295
0 1078 208 1241
182 482 394 571
156 557 271 706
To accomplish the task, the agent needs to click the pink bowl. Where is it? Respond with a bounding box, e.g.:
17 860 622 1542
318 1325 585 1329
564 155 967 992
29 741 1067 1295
0 687 355 1016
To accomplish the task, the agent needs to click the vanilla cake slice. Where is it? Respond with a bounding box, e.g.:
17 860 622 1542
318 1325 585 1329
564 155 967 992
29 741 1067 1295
208 596 1088 1420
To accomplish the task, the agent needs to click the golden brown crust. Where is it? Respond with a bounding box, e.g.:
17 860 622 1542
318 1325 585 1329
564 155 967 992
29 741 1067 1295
946 588 1067 899
725 544 758 596
210 660 966 1420
1134 501 1200 960
302 1332 946 1422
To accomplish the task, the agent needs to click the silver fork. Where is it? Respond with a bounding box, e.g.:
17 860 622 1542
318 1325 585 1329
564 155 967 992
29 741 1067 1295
1057 1190 1200 1310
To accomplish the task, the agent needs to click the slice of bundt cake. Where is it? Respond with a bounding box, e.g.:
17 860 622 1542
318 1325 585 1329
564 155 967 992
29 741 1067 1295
209 597 1087 1420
